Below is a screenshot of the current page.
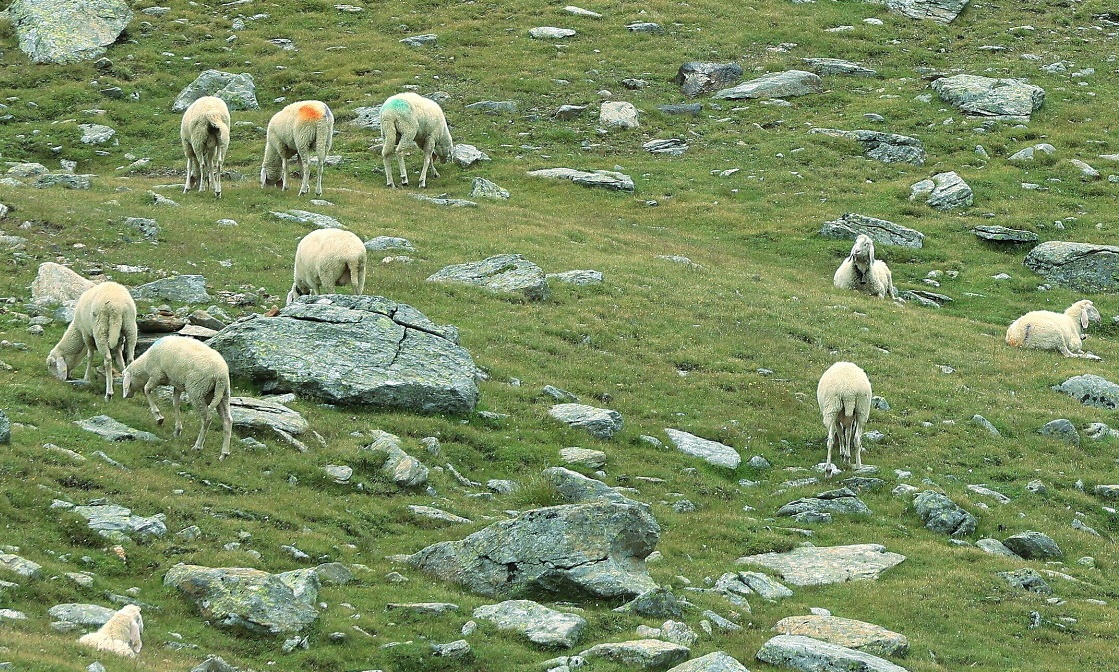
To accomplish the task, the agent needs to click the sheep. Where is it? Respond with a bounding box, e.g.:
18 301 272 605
77 604 143 658
833 234 898 299
1005 299 1102 360
46 281 138 401
180 95 231 197
379 92 453 189
260 100 334 196
286 228 367 305
122 336 233 459
816 361 873 478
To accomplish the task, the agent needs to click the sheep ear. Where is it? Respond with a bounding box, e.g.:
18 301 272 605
1082 305 1091 329
129 613 143 650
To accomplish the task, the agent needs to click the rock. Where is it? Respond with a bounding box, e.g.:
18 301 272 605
1008 143 1056 162
400 33 437 47
644 139 689 156
756 634 908 672
1003 531 1063 560
971 415 1001 436
74 415 163 443
130 275 211 304
664 428 741 469
48 603 115 627
1038 419 1079 446
348 105 381 129
408 500 659 598
190 656 240 672
70 503 167 542
172 70 259 112
362 430 429 489
1084 423 1119 440
527 167 635 192
473 599 586 647
270 209 343 229
810 128 926 165
530 26 576 39
663 652 746 672
230 396 307 435
408 505 472 524
600 101 639 130
673 62 743 97
384 602 460 615
909 171 973 210
560 447 608 469
713 70 823 100
614 586 688 619
801 58 877 77
9 0 133 64
772 615 909 657
0 411 8 445
976 538 1020 557
78 124 115 145
164 563 320 634
998 568 1052 594
469 177 509 200
542 466 642 507
777 487 872 519
33 173 93 189
626 22 664 33
411 194 478 208
0 553 42 579
427 254 549 301
209 295 477 414
564 5 601 18
912 490 977 536
972 225 1038 243
30 262 96 306
579 639 690 669
431 639 472 657
364 236 414 252
555 104 587 120
549 404 623 439
967 484 1010 504
465 100 518 115
452 144 490 167
886 0 969 23
931 74 1045 120
1024 241 1119 292
548 270 604 285
658 103 703 116
818 213 925 248
1070 159 1100 179
1094 485 1119 500
737 544 905 586
703 609 743 632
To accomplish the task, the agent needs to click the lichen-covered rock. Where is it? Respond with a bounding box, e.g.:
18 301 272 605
673 62 743 97
756 634 908 672
1052 374 1119 409
810 128 926 165
818 213 925 248
714 70 823 100
1002 531 1063 560
527 167 635 192
163 564 320 634
737 544 905 586
9 0 133 64
913 490 978 536
886 0 969 23
30 262 96 306
361 430 429 488
172 70 259 112
998 568 1052 594
972 225 1038 243
1024 241 1119 293
666 652 748 672
909 171 973 210
69 503 167 542
772 615 909 657
427 254 549 301
0 553 42 579
801 58 878 77
931 74 1045 120
664 428 741 469
549 404 623 439
130 275 211 304
580 639 690 669
473 599 587 648
600 101 639 130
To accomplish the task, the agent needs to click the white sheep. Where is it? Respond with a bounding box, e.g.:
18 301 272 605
286 228 368 305
833 234 897 299
1005 299 1101 360
122 336 233 459
180 95 231 197
379 92 453 189
260 100 334 196
46 281 137 401
77 604 143 658
816 361 873 478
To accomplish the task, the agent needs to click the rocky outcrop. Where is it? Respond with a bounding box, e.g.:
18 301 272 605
9 0 133 64
1002 531 1063 560
1024 241 1119 292
819 213 925 248
810 128 926 165
427 254 549 301
931 74 1044 120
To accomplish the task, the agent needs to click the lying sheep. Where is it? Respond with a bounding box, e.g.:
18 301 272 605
380 92 453 189
260 100 334 196
77 604 143 658
1006 299 1101 360
816 361 872 478
122 336 233 459
833 234 897 299
286 228 367 305
46 281 137 400
180 95 231 197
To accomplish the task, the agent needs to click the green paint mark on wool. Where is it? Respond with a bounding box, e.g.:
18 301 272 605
384 97 410 113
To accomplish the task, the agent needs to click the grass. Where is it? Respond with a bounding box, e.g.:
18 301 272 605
3 0 1119 669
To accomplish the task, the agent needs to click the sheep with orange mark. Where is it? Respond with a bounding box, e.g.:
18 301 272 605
379 92 453 188
77 604 143 658
180 95 231 197
261 100 334 196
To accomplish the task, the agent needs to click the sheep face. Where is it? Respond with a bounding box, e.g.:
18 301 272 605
1081 301 1101 329
260 165 284 189
849 234 875 264
47 352 69 381
121 368 137 398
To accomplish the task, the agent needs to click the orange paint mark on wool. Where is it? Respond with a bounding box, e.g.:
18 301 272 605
297 104 324 122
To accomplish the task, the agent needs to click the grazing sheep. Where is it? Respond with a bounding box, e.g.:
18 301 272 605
260 100 334 196
833 234 897 299
122 336 233 459
180 95 231 197
46 281 138 401
1005 299 1102 360
379 92 453 189
286 228 367 305
77 604 143 658
816 361 873 478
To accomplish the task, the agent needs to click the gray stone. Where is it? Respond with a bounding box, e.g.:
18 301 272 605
230 396 307 435
190 656 239 672
564 5 601 17
74 415 163 443
658 103 703 116
909 171 973 210
644 139 689 156
452 144 490 167
130 275 211 304
124 217 160 240
972 225 1038 243
971 414 1001 436
47 603 115 627
384 602 459 615
543 385 579 402
772 615 909 657
78 124 115 145
550 403 623 439
756 634 908 672
164 564 320 634
818 213 925 248
810 128 926 165
1038 419 1079 446
542 466 641 507
673 62 743 97
71 503 167 542
1094 484 1119 500
555 104 587 120
411 194 478 208
998 568 1052 594
560 447 608 469
270 209 343 229
1084 423 1119 440
1070 159 1100 179
614 586 688 618
641 620 698 647
427 254 549 301
364 236 414 252
527 167 635 192
530 26 576 39
738 571 793 600
967 484 1010 504
777 487 872 518
976 538 1020 558
0 553 42 579
431 639 472 657
0 411 8 445
408 505 471 524
469 177 509 200
400 33 437 47
172 70 259 112
738 544 905 586
580 639 689 668
209 295 477 414
7 163 48 177
31 262 95 306
9 0 133 64
362 430 429 489
465 100 518 115
600 101 639 130
802 58 878 77
665 652 747 672
408 500 659 599
473 599 587 648
931 74 1045 120
664 428 741 469
1008 144 1056 162
33 173 92 189
703 609 743 632
713 70 823 100
887 0 969 23
1024 241 1119 293
912 490 977 536
349 105 381 129
1003 531 1063 560
626 22 664 33
548 270 604 285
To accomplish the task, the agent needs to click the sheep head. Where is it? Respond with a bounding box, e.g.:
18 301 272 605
849 234 876 267
46 351 69 381
1069 300 1100 331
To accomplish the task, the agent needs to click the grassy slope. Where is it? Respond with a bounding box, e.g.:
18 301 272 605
2 0 1119 670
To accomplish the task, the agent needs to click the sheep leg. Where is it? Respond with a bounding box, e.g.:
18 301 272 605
314 149 326 196
82 336 97 384
217 396 232 460
419 151 433 188
193 401 211 452
396 152 408 186
279 157 289 191
142 379 165 426
382 151 397 188
102 348 114 400
296 148 312 196
824 422 838 478
171 388 184 438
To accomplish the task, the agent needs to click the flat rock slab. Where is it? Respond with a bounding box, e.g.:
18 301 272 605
777 488 872 518
810 128 926 165
560 446 608 469
527 167 635 192
427 253 549 301
270 209 343 229
886 0 969 23
549 403 623 439
819 213 925 248
69 503 167 542
10 0 133 64
931 74 1044 120
473 599 587 648
714 70 822 100
664 428 741 469
230 396 307 435
542 466 643 507
74 415 163 442
666 651 748 672
408 505 472 524
163 563 320 634
756 634 909 672
737 544 905 586
48 603 115 627
801 58 877 77
773 616 909 657
972 225 1038 243
1024 241 1119 292
530 26 577 39
548 270 604 285
384 602 459 615
0 553 42 579
209 295 478 414
131 275 211 304
580 639 690 669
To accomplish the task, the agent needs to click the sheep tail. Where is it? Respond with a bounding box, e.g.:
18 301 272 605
1007 323 1031 347
208 375 231 413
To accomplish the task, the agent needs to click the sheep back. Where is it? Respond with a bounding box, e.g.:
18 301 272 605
1006 309 1082 351
77 604 142 658
125 336 230 404
380 92 453 158
47 281 137 381
816 361 872 427
288 228 367 303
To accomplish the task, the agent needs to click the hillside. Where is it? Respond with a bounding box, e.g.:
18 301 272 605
2 0 1119 670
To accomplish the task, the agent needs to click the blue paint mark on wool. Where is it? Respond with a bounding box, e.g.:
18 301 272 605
384 97 410 113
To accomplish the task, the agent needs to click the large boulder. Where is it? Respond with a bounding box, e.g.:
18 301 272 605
886 0 969 23
1053 374 1119 409
171 70 260 112
209 295 478 414
163 564 321 634
737 544 905 586
30 262 96 306
130 275 211 304
810 128 926 165
9 0 133 64
913 490 977 536
673 62 743 97
408 500 660 599
818 213 925 248
909 171 973 210
931 74 1045 120
1002 531 1063 560
1024 241 1119 292
756 635 908 672
714 70 822 100
427 254 549 301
